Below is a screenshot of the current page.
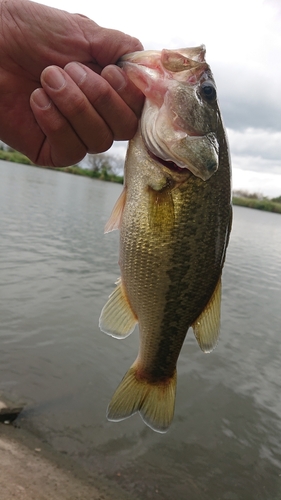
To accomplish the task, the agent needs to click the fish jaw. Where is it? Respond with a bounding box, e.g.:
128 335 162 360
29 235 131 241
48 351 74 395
119 47 220 181
141 99 219 181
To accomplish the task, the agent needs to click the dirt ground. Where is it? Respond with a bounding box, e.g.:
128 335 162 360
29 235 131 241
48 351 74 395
0 427 108 500
0 395 136 500
0 416 113 500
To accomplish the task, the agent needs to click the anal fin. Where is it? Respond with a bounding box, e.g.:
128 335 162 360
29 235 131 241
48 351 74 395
192 277 221 353
99 278 137 338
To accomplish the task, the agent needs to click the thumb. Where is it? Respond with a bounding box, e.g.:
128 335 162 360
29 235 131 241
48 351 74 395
81 21 143 67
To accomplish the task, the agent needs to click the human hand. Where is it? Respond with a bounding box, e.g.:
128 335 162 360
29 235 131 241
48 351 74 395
0 0 144 166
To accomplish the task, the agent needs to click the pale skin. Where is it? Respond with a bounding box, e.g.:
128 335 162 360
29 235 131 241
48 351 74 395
0 0 144 166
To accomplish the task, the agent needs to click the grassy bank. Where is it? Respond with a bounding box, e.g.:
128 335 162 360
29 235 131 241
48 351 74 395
0 149 33 165
232 196 281 214
59 165 123 184
0 149 123 184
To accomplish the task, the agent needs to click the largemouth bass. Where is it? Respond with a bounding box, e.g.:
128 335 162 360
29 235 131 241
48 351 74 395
99 46 232 433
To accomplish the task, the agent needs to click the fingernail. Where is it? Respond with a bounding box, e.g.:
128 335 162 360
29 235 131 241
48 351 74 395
103 66 126 92
31 88 51 109
64 62 87 86
42 66 66 90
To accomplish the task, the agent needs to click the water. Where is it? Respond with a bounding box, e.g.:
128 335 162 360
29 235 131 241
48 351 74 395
1 160 281 499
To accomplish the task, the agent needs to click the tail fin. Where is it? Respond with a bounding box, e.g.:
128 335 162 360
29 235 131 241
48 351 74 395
107 363 177 433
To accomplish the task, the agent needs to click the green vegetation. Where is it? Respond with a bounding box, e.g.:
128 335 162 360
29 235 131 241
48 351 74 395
271 195 281 204
0 148 33 165
232 190 281 214
232 197 281 214
56 164 123 184
0 148 124 184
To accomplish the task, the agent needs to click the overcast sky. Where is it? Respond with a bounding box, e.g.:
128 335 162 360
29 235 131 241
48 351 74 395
36 0 281 197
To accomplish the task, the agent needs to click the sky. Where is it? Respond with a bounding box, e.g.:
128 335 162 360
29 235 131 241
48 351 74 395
35 0 281 197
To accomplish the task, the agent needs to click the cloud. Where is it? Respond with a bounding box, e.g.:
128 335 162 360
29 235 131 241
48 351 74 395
226 128 281 195
108 141 127 160
214 63 281 132
232 154 281 176
227 128 281 167
232 168 281 198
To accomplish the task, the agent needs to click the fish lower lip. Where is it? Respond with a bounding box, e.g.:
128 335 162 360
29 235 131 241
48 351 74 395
149 152 190 174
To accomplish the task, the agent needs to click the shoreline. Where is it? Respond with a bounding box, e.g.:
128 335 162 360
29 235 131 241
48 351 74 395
0 398 132 500
0 423 109 500
0 151 123 184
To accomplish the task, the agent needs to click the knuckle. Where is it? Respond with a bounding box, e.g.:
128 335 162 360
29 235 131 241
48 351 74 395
43 114 69 135
90 80 112 108
65 94 88 118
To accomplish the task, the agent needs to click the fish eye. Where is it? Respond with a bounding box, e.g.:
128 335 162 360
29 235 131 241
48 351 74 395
200 81 217 102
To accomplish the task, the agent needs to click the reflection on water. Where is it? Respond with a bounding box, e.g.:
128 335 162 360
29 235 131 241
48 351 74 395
0 161 281 499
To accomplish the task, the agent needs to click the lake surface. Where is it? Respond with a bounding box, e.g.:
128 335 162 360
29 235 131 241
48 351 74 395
1 160 281 500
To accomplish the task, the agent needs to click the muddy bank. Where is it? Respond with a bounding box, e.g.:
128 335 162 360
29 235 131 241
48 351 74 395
0 423 112 500
0 396 137 500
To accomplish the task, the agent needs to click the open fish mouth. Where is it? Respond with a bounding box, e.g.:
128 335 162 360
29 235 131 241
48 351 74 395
148 150 193 175
140 97 220 181
145 130 219 180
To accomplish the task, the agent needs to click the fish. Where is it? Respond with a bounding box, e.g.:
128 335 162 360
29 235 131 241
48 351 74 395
99 46 232 433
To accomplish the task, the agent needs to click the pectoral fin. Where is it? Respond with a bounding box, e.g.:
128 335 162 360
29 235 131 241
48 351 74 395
148 185 175 232
104 188 126 233
99 278 137 338
192 278 221 353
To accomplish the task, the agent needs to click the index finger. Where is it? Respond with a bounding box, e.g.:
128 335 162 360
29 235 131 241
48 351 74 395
101 65 144 118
